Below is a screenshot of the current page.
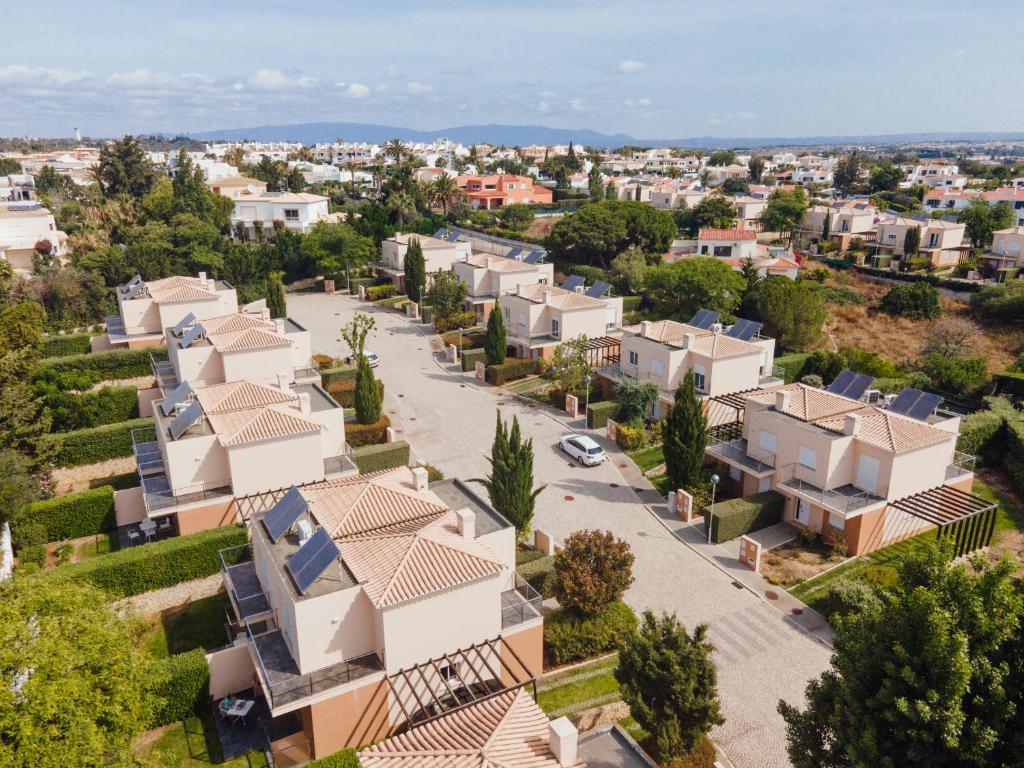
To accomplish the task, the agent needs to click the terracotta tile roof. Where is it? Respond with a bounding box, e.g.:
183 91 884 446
464 253 536 273
814 407 952 454
359 688 587 768
146 276 219 303
300 473 448 538
195 380 296 414
209 407 322 446
203 313 276 334
699 228 758 241
209 327 292 352
745 384 863 421
637 319 760 358
982 188 1024 201
516 284 606 310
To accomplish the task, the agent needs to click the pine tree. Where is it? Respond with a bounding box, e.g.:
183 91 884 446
266 271 287 318
354 354 382 425
403 237 426 302
662 370 708 492
472 412 544 538
484 301 507 365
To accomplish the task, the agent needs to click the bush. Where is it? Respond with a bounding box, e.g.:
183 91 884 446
517 553 555 596
366 283 396 301
39 417 154 467
486 358 541 385
921 353 989 398
351 441 410 473
819 579 880 620
349 277 376 294
35 347 167 383
150 649 210 727
42 333 93 358
345 415 391 447
615 423 651 452
552 530 634 617
773 352 812 383
327 378 383 408
45 385 139 432
544 601 638 665
971 280 1024 321
879 282 942 319
14 520 47 567
461 347 487 372
703 490 785 543
30 525 248 599
305 749 359 768
995 371 1024 399
442 330 485 350
621 295 642 312
321 365 357 388
435 311 477 333
588 401 618 429
17 486 115 542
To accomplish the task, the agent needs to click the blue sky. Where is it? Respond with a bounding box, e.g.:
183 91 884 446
2 0 1019 139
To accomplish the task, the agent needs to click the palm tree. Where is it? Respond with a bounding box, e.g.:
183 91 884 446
428 174 463 214
383 138 407 165
343 162 360 196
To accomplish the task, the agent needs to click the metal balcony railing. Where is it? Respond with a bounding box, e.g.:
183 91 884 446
945 451 977 481
501 573 543 629
131 428 164 475
706 436 775 476
777 463 884 515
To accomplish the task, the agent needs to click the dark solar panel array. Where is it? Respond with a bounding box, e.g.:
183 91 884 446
168 399 203 441
688 309 720 329
888 387 943 421
160 380 194 417
285 527 340 595
261 486 308 543
523 250 543 264
505 246 523 260
825 370 873 400
726 318 763 341
171 312 196 337
179 323 205 349
585 281 612 298
561 275 584 291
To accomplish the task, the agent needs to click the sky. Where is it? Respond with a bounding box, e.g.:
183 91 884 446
2 0 1020 140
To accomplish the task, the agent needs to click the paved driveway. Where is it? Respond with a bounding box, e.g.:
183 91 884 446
288 292 829 768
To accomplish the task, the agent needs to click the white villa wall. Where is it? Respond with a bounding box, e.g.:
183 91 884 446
227 436 325 497
292 585 379 676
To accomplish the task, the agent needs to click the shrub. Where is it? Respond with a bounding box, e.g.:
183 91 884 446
544 601 638 665
921 353 989 398
39 417 154 467
587 400 618 429
861 564 899 591
517 553 555 596
461 347 487 372
970 280 1024 321
442 330 484 350
14 520 47 567
29 524 248 599
703 490 784 543
435 311 477 333
800 374 823 388
34 347 167 383
552 530 635 617
305 749 359 768
615 422 650 452
345 415 391 447
773 352 812 384
821 579 880 619
312 353 335 370
486 358 541 385
42 333 93 358
321 365 357 388
45 385 139 432
350 277 376 294
995 371 1024 399
150 649 210 727
17 486 115 542
327 378 383 408
365 283 396 301
879 282 941 319
351 441 410 473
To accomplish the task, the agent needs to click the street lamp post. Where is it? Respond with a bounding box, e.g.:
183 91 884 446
584 374 592 425
707 473 720 545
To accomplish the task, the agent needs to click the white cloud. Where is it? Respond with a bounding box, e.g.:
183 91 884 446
343 82 370 99
617 60 647 74
0 65 88 86
625 97 652 108
106 69 171 88
248 68 315 90
568 97 585 113
442 63 471 77
536 101 551 114
405 81 433 95
384 66 402 78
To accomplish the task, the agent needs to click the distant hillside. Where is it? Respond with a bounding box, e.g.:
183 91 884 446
183 122 1024 149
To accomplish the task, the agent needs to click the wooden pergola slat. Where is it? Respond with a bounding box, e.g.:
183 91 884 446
890 485 997 557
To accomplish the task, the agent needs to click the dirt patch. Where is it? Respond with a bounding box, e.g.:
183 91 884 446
760 540 846 589
525 216 560 239
51 456 136 495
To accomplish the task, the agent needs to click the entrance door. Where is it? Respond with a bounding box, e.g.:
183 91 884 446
796 498 811 525
855 455 881 494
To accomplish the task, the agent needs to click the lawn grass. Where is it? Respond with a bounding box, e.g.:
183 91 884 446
142 592 231 659
503 376 549 395
972 475 1023 540
75 532 114 561
627 444 664 473
135 712 267 768
537 655 621 717
376 295 410 309
516 548 546 567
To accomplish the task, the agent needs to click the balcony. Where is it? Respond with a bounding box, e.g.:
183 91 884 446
220 544 272 622
140 474 232 515
151 356 178 392
706 436 775 478
132 428 164 475
777 463 885 516
945 451 977 482
759 364 785 388
324 452 358 478
501 573 543 629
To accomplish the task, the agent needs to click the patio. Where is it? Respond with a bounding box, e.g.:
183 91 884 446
115 515 177 549
212 689 303 762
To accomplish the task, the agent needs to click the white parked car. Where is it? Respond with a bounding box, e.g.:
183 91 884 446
364 351 380 368
559 434 606 466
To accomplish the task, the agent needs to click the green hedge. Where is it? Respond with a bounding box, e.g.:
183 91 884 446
350 277 376 293
321 365 358 387
703 490 785 544
151 649 210 727
39 417 154 467
543 601 638 666
19 486 115 543
773 352 811 383
486 358 541 385
42 333 93 358
420 305 434 324
587 401 618 429
306 749 359 768
35 347 167 381
851 264 982 292
995 371 1024 399
366 283 396 301
47 385 140 432
435 311 477 333
621 295 642 312
346 415 391 447
352 441 411 474
461 347 487 372
327 379 384 408
31 525 248 599
517 553 555 596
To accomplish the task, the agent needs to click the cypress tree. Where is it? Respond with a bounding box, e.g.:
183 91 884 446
266 271 287 319
472 412 544 538
403 238 426 302
354 354 382 425
662 370 708 492
485 301 507 365
821 211 831 242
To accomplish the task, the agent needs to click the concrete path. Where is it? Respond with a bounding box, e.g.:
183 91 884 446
289 292 832 768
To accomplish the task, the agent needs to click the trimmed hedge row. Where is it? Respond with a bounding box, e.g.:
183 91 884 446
21 486 116 542
543 601 638 666
435 311 477 333
461 347 487 372
320 365 358 388
703 490 785 544
346 415 391 447
352 441 411 474
366 283 396 301
327 378 384 408
42 333 93 358
517 553 555 596
587 401 618 429
822 260 984 293
151 649 210 727
773 352 812 384
306 749 359 768
31 524 248 599
39 417 154 467
36 347 167 381
486 358 541 386
995 371 1024 399
621 295 642 312
47 385 140 432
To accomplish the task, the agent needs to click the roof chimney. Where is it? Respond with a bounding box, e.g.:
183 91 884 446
548 717 578 767
683 332 695 349
198 271 207 282
640 320 652 338
844 413 862 436
277 372 291 393
297 392 311 415
455 508 475 539
775 390 791 412
274 318 286 335
411 466 428 492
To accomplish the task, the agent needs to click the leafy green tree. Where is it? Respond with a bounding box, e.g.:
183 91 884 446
868 161 903 193
427 267 468 319
0 353 54 469
606 180 618 200
721 177 749 195
922 353 989 398
123 220 182 279
472 412 544 538
426 173 463 214
497 203 534 232
879 282 941 319
0 301 46 358
753 277 826 351
662 371 708 492
0 260 12 306
779 542 1024 768
707 150 736 166
645 258 745 319
611 246 648 294
546 200 674 268
970 280 1024 321
820 211 831 242
485 301 507 365
833 153 861 194
588 166 604 202
552 529 635 616
252 155 288 190
0 157 21 175
266 271 287 319
614 378 660 424
340 312 376 360
96 135 155 197
748 156 765 182
674 195 737 236
549 335 592 397
958 199 1015 248
903 225 921 257
759 188 808 240
0 449 39 526
616 611 724 762
403 238 426 302
301 222 374 283
354 354 382 424
619 200 677 253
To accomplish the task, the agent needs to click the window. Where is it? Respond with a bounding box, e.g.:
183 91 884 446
628 350 639 366
503 306 510 321
650 359 663 377
517 312 526 326
713 245 732 257
841 219 849 232
283 209 299 221
551 318 560 338
700 245 709 254
759 431 777 454
693 364 706 392
798 446 817 470
928 233 939 247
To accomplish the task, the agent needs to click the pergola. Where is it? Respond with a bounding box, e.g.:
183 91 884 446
584 336 621 366
705 389 757 432
889 485 998 558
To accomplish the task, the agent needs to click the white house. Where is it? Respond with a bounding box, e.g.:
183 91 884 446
231 191 330 237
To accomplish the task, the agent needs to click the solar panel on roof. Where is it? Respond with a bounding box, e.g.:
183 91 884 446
888 387 921 416
826 369 872 400
261 486 308 543
825 370 855 395
688 309 720 330
585 281 612 298
726 318 763 341
168 399 203 441
560 275 584 291
160 380 194 417
285 527 340 595
505 246 523 260
907 392 942 421
179 323 205 349
433 227 448 239
171 312 196 337
523 250 543 264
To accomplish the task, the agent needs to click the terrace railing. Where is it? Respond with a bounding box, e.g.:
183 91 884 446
501 573 543 629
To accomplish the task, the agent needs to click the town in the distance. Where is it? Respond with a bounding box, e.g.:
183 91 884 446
4 56 1024 768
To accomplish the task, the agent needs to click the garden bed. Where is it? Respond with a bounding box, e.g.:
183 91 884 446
760 537 847 589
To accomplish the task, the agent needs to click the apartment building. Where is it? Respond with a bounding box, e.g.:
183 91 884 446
707 164 750 184
923 188 979 212
707 383 984 555
206 466 542 763
903 162 963 189
980 226 1024 275
0 172 34 202
981 188 1024 227
598 315 777 419
208 176 268 200
455 174 554 209
872 216 967 267
378 232 472 292
798 203 877 250
231 191 330 237
101 273 239 351
0 201 67 273
697 227 758 260
499 281 623 360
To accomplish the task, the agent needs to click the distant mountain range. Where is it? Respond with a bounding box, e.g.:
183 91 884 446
183 122 1024 149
